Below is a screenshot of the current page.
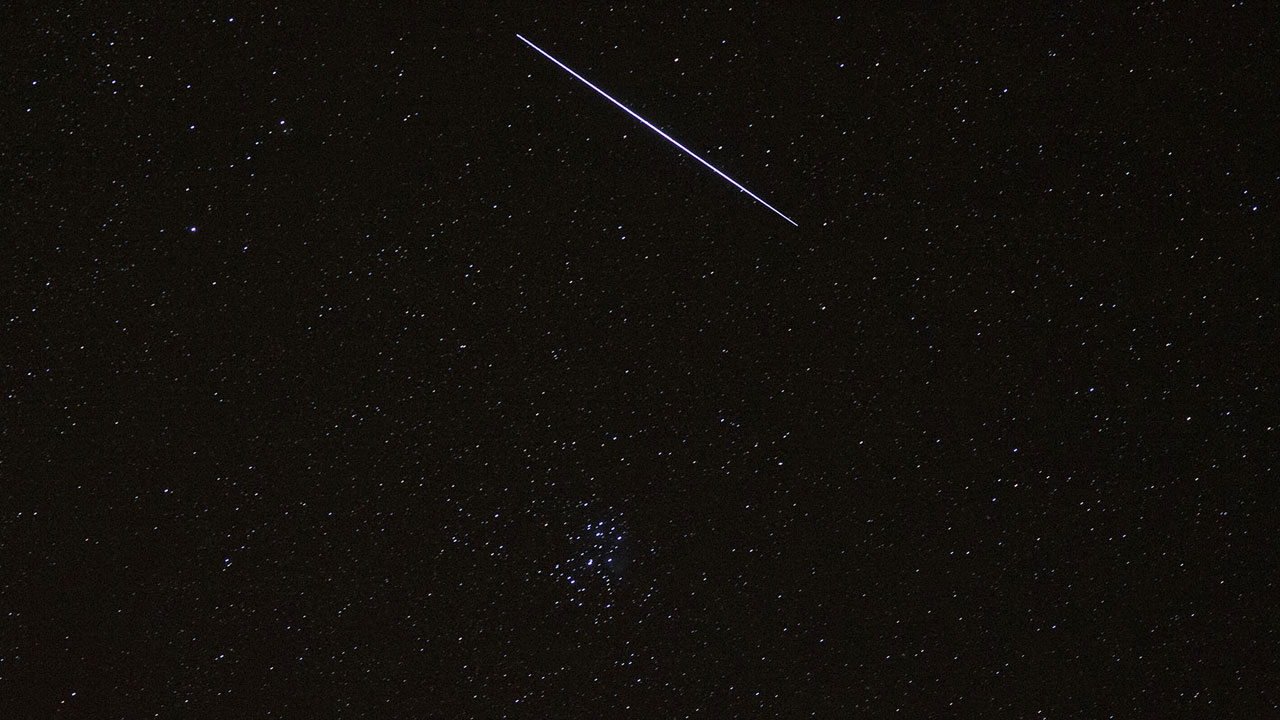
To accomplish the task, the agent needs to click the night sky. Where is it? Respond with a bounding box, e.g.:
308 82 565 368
5 3 1278 717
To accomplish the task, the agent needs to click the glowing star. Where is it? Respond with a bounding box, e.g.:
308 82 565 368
517 33 798 227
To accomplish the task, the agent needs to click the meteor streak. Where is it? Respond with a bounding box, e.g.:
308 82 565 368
517 34 797 227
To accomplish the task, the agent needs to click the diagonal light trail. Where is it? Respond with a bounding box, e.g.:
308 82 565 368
517 33 797 227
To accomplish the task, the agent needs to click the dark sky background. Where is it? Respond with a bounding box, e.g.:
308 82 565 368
5 2 1277 717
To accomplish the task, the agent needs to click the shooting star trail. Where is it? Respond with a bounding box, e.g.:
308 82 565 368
517 33 798 227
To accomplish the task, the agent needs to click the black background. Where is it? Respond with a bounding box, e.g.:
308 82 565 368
5 2 1277 717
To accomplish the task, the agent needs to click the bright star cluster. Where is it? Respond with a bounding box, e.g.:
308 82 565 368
548 502 629 607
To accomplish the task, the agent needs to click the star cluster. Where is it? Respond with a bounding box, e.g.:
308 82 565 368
550 505 627 585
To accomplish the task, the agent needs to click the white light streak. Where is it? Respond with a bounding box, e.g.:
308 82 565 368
517 34 797 227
